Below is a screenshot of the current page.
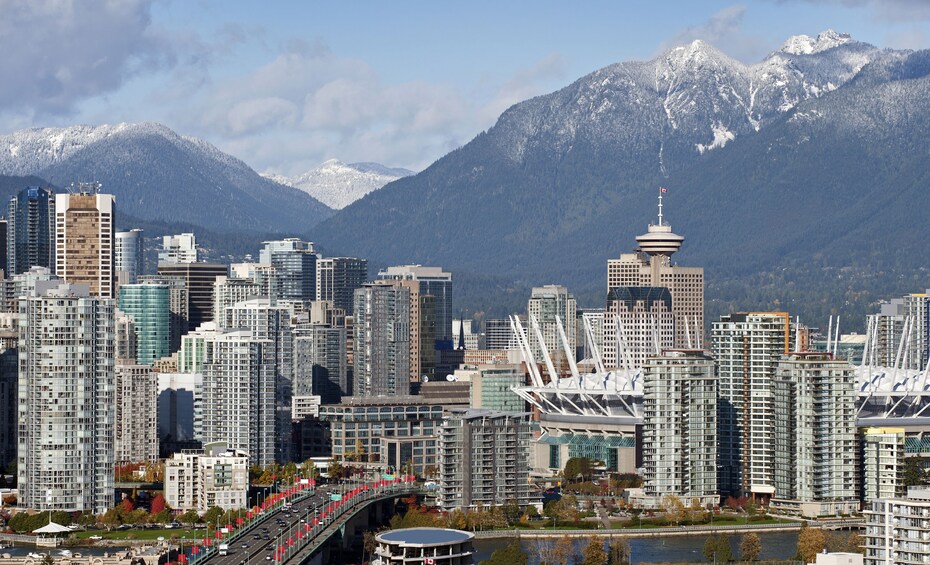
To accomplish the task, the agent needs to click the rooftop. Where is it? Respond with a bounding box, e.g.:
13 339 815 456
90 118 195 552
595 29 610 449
377 528 473 546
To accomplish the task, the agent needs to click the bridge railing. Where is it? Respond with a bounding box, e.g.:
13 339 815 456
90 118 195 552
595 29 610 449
182 480 320 565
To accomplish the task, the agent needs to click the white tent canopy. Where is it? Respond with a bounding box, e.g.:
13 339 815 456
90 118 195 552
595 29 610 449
33 521 71 534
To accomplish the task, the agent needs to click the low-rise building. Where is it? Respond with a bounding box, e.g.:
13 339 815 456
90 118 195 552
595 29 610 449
319 396 442 474
164 442 248 513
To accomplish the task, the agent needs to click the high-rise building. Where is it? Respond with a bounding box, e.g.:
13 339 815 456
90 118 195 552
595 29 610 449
437 409 532 511
115 363 158 463
603 287 675 370
259 238 317 303
375 278 436 383
0 218 7 277
353 284 411 396
139 274 189 354
159 233 198 264
201 330 276 467
862 427 906 503
607 194 704 349
526 285 576 375
866 292 930 370
772 352 859 516
228 298 294 462
157 262 228 331
316 257 367 314
7 186 55 276
863 488 930 565
377 265 453 349
17 282 114 514
293 325 347 405
118 282 171 365
451 364 525 413
55 189 115 298
453 319 479 350
642 350 718 505
0 327 17 474
114 228 144 285
712 311 791 498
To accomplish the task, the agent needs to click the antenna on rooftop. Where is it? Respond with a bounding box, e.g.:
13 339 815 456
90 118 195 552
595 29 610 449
68 181 102 195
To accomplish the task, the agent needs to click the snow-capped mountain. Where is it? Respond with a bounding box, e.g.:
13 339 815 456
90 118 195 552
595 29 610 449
265 159 414 209
313 30 930 327
0 122 332 233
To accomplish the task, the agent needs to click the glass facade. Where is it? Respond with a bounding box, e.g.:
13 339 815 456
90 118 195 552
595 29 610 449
119 283 171 365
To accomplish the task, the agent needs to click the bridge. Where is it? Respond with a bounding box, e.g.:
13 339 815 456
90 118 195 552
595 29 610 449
185 477 417 565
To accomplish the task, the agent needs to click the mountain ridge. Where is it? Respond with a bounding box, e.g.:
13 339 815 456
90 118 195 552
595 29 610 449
0 122 333 234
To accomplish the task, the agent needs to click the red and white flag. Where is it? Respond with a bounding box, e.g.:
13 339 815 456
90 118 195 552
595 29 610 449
659 187 668 193
425 559 435 565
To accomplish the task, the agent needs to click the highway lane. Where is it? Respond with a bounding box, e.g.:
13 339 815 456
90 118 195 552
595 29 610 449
202 480 378 565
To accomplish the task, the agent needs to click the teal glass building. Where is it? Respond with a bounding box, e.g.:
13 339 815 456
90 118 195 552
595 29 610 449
118 283 170 365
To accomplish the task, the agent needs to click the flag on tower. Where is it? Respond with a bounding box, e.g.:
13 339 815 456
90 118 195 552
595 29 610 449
659 187 668 193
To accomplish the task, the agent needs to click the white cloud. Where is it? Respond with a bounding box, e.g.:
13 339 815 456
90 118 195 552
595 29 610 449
0 0 174 117
659 5 775 62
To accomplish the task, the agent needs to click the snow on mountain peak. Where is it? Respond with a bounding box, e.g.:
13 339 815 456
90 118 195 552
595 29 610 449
781 29 853 55
264 160 415 209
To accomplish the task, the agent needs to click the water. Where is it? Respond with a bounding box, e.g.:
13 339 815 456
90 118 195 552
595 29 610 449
473 531 801 563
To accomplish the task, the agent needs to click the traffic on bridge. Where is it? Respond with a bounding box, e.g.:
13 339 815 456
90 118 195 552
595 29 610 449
178 475 416 565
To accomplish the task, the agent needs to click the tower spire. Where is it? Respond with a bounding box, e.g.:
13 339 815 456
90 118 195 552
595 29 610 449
658 191 663 226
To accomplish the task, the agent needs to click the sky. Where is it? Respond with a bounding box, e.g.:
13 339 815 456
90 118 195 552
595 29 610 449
2 0 930 175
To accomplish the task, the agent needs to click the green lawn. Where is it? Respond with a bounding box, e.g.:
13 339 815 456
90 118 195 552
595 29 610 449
73 528 209 540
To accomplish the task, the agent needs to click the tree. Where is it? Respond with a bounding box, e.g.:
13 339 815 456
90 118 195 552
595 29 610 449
120 497 134 513
363 531 377 564
797 524 828 563
41 553 54 565
662 494 686 526
552 536 576 565
201 506 224 525
150 494 166 515
179 509 200 525
608 539 631 565
581 536 608 565
740 532 761 562
501 499 521 525
904 458 929 486
562 457 594 483
354 439 366 463
483 540 528 565
704 533 732 562
327 457 343 479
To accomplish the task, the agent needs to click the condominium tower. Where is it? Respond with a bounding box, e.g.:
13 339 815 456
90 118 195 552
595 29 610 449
17 282 115 514
772 352 858 516
437 409 532 510
642 350 718 505
353 284 410 396
712 311 791 499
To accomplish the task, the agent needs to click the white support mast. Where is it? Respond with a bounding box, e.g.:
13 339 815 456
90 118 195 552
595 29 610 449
556 315 580 380
530 314 560 385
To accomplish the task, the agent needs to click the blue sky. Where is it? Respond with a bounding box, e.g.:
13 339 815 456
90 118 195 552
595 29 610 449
2 0 930 174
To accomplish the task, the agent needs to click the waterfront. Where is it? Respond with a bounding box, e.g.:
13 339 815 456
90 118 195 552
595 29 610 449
472 531 803 563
